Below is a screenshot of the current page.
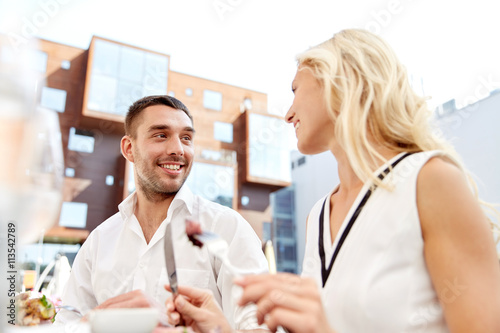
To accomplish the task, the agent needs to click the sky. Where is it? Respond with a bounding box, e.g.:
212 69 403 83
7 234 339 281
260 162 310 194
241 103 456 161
2 0 500 122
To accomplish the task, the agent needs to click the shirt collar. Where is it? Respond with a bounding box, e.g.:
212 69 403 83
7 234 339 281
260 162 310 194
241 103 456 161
168 184 194 218
119 191 138 221
118 184 195 221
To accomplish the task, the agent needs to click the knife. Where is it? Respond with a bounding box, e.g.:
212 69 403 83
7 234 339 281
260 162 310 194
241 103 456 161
164 222 178 296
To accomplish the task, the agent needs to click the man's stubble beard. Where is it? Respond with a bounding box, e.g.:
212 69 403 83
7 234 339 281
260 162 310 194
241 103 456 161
135 165 190 203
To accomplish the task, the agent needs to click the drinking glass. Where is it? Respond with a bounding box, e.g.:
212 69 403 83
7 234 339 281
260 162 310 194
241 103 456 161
0 34 64 328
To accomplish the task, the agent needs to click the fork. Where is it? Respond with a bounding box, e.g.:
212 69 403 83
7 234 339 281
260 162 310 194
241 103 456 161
189 230 239 277
189 228 289 332
196 232 291 333
56 305 83 317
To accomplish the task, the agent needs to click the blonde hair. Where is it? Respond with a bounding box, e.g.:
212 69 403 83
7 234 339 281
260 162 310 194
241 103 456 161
297 28 499 246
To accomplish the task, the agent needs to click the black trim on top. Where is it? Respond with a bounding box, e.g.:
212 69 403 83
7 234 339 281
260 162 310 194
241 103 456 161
319 153 412 287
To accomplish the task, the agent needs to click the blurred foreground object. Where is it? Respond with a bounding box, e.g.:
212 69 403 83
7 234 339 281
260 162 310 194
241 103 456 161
35 254 72 299
0 38 64 246
22 270 37 291
1 33 64 329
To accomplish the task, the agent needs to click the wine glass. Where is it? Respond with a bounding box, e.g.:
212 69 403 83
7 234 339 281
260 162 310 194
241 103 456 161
13 106 64 246
0 35 64 328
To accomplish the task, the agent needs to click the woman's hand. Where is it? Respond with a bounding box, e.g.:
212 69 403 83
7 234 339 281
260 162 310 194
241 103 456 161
235 273 335 333
164 285 233 333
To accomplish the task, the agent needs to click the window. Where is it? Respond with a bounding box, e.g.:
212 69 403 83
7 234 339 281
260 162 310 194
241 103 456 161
271 186 297 273
262 222 271 242
436 99 457 117
32 50 48 73
185 162 235 208
200 149 236 164
87 74 117 112
203 90 222 111
126 161 136 195
65 168 75 177
0 48 47 72
61 60 71 70
86 38 169 118
241 196 250 206
276 218 294 238
243 97 252 110
92 39 120 76
213 121 233 143
105 175 114 186
59 202 88 228
19 243 81 271
248 113 291 183
40 87 67 113
68 127 95 153
185 88 193 97
277 241 297 261
274 190 294 215
119 46 144 82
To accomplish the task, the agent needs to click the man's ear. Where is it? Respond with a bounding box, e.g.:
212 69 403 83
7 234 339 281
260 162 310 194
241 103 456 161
121 135 134 163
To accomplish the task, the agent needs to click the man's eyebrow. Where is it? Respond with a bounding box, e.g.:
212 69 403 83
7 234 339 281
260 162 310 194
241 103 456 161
147 124 195 133
184 126 195 134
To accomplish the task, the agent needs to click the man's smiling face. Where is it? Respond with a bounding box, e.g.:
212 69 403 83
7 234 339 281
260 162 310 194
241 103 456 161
125 104 194 200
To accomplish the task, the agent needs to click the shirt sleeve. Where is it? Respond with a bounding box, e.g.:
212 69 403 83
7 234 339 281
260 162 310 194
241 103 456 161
54 235 98 325
212 209 270 330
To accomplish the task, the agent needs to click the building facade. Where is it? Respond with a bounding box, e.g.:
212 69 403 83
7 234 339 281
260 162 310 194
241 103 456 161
1 34 291 250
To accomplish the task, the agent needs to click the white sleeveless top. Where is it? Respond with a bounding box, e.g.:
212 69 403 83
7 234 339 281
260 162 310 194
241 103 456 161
302 151 452 333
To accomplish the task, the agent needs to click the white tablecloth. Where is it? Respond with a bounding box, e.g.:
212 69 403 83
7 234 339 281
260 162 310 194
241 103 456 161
5 322 91 333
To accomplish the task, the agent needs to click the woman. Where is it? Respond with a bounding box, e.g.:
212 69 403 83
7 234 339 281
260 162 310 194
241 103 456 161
167 29 500 333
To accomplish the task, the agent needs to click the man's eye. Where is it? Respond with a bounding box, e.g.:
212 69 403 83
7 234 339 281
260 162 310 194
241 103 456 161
182 136 192 141
155 134 166 138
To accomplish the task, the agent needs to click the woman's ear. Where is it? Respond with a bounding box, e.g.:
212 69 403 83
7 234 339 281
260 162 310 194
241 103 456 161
121 135 134 163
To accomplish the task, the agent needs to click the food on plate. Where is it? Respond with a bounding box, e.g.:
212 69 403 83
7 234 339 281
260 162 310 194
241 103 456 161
16 292 56 326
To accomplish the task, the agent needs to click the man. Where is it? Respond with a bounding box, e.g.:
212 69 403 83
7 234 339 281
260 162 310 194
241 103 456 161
57 95 269 329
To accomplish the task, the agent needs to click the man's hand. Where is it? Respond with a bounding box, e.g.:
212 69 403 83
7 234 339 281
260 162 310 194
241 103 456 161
165 285 233 333
83 290 168 326
96 290 156 309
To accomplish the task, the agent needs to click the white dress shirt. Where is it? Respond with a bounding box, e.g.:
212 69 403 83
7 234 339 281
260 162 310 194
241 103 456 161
57 185 269 329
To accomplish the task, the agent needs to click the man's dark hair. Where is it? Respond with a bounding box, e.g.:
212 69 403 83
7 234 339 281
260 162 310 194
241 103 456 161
125 95 193 137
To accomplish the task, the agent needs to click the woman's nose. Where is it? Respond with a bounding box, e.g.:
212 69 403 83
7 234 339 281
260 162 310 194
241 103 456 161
285 107 294 123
